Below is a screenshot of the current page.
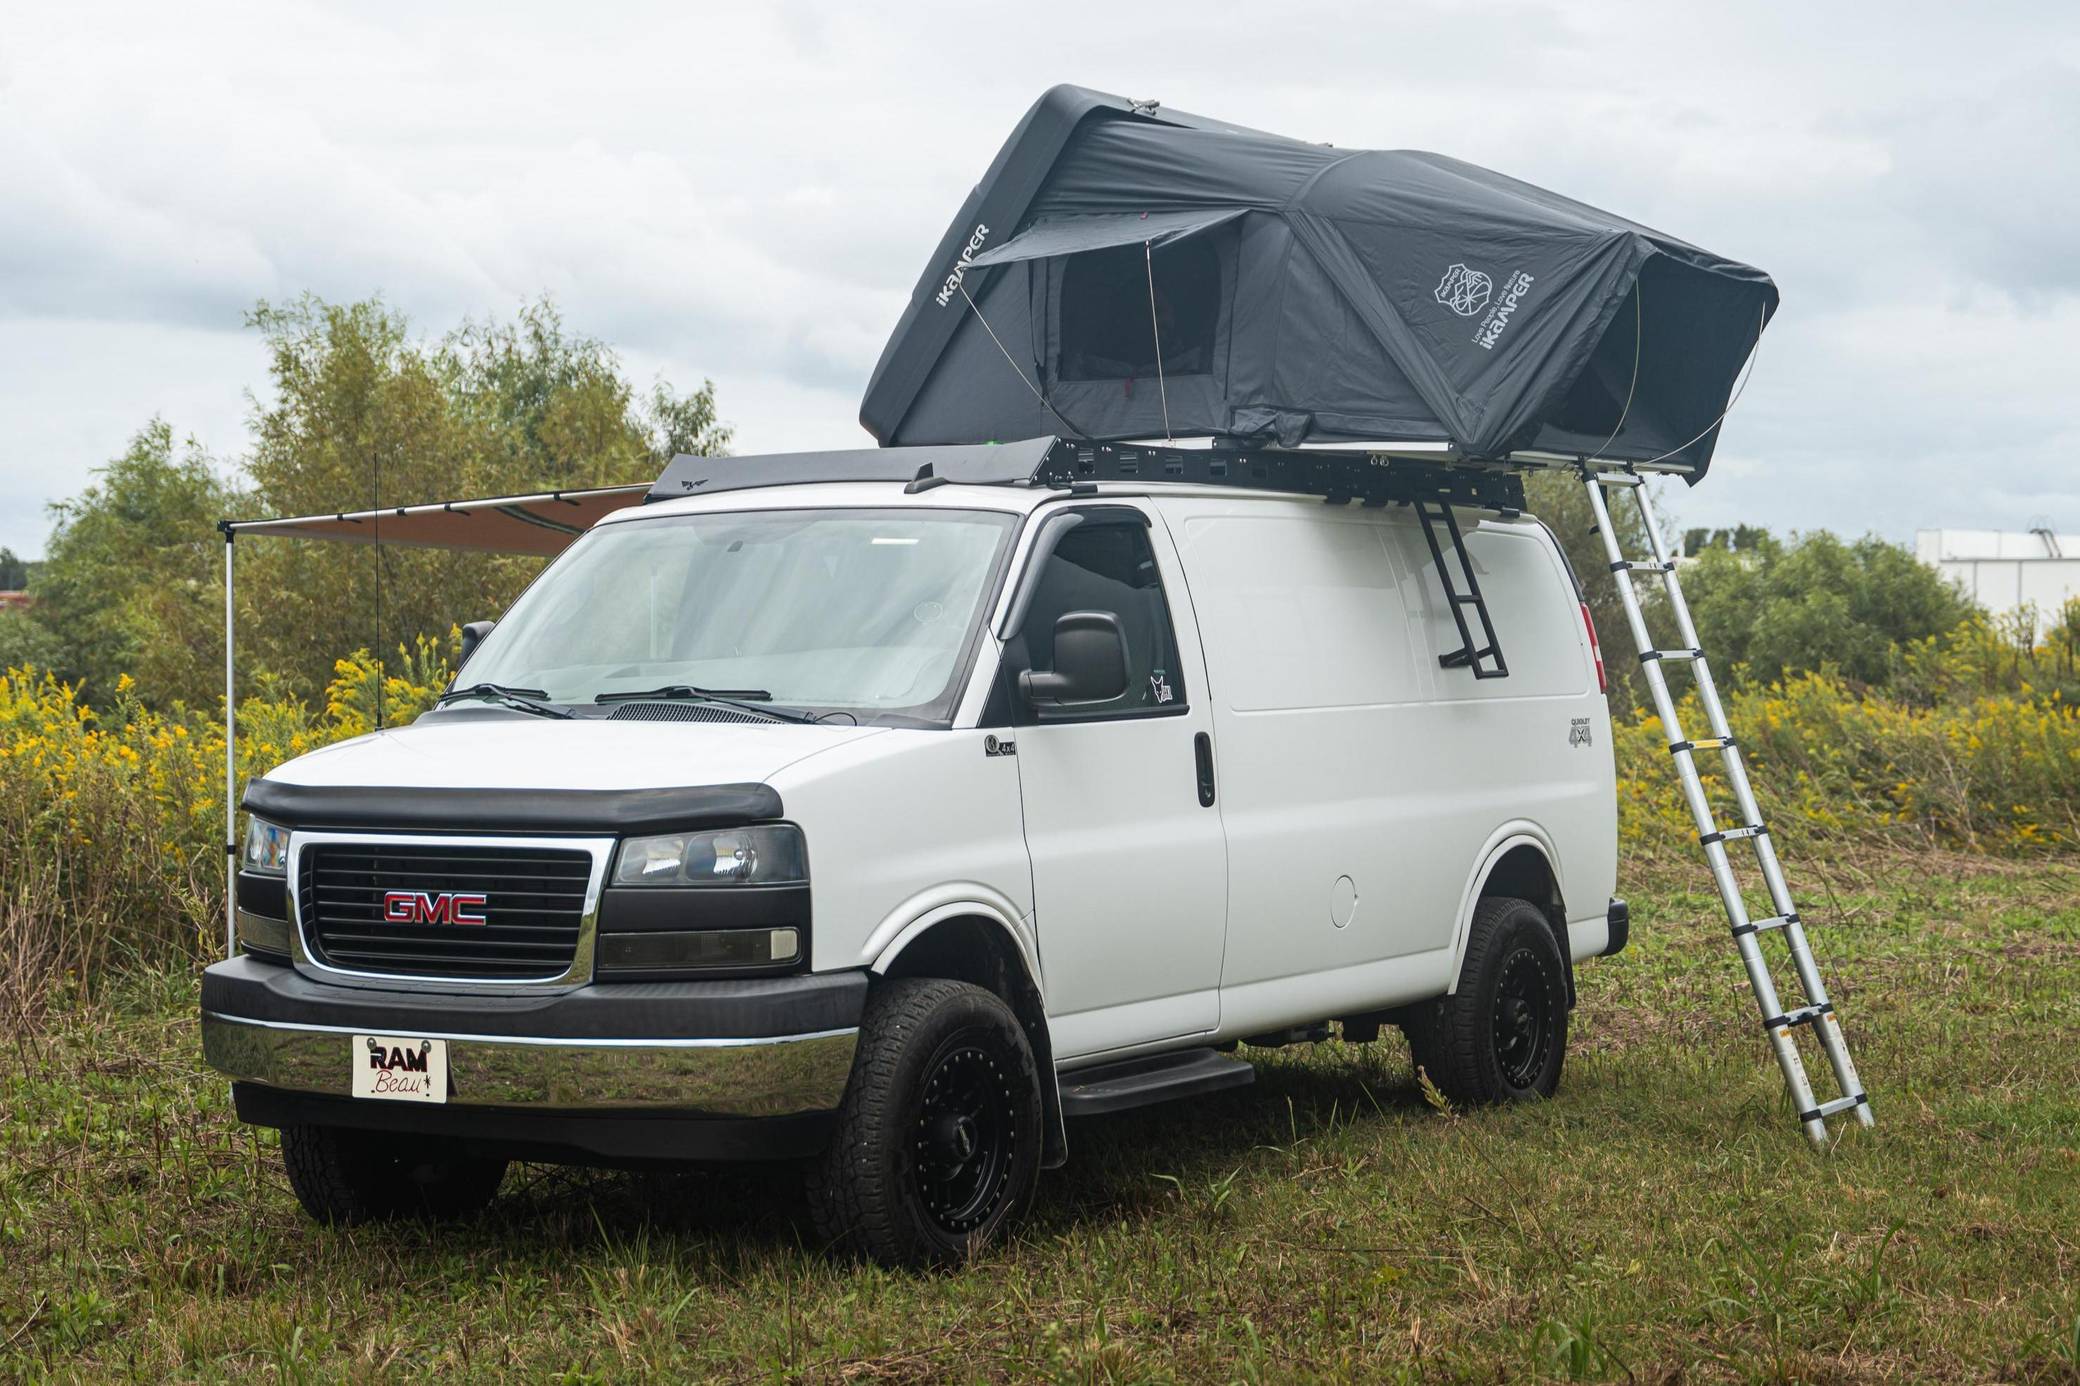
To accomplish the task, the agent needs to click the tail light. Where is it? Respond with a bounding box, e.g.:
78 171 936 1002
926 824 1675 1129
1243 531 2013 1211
1580 601 1607 694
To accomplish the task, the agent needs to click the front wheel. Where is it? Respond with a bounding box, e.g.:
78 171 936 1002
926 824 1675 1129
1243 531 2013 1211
808 978 1043 1268
1404 896 1569 1106
280 1124 507 1225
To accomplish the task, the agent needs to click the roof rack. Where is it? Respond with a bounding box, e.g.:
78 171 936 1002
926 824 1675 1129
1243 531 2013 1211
1036 441 1525 513
649 436 1527 513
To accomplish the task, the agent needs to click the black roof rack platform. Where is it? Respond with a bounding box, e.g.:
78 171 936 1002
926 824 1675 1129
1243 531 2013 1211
1034 441 1525 513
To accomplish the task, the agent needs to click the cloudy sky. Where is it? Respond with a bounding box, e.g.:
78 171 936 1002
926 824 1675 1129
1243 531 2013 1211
3 1 2075 557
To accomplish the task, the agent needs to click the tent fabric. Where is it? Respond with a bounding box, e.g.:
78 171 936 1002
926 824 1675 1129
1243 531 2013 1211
225 485 649 556
862 86 1777 479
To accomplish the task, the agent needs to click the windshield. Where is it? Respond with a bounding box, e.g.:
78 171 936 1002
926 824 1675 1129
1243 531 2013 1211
460 507 1019 723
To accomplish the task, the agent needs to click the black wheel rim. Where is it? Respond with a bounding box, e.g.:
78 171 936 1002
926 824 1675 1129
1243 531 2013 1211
913 1041 1018 1236
1492 946 1557 1089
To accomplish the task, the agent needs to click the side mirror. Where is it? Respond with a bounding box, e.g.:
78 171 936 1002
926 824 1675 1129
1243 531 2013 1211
1019 611 1129 706
458 620 495 667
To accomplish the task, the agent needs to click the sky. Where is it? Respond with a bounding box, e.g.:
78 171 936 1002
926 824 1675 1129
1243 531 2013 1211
2 0 2077 559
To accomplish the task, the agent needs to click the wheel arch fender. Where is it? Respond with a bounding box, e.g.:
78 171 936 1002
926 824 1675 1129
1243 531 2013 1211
1445 825 1573 1003
865 892 1066 1168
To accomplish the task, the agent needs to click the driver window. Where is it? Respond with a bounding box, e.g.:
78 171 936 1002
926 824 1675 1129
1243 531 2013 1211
1017 518 1186 717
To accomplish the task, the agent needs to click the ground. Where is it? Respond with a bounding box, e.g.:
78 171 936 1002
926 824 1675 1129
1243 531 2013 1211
4 851 2078 1382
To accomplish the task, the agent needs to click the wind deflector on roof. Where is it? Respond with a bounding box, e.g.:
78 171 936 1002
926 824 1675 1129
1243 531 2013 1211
964 208 1250 269
862 85 1777 481
648 437 1058 502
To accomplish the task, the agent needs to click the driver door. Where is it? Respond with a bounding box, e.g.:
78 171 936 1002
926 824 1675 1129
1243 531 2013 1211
1003 504 1228 1061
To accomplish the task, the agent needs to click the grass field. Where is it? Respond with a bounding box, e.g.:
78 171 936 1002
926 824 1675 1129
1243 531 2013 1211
4 851 2078 1382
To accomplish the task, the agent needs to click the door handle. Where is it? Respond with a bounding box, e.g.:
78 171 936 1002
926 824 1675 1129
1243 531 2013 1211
1193 732 1216 807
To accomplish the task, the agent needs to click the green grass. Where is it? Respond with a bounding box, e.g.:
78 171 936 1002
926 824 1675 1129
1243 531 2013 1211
4 851 2079 1382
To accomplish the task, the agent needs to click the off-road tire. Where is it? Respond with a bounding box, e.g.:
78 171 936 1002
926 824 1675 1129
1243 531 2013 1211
280 1124 508 1225
807 977 1043 1269
1403 896 1568 1107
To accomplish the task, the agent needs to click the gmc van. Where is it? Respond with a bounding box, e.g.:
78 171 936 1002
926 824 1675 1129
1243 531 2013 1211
202 438 1625 1267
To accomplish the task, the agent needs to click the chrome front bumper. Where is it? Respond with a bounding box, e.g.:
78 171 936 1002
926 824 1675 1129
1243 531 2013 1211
199 956 868 1121
202 1012 857 1117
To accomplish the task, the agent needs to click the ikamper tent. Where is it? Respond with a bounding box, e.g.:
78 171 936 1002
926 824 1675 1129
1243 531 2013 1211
862 85 1777 477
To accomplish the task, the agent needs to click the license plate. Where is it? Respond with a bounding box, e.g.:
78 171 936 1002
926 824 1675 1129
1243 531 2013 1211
351 1034 449 1103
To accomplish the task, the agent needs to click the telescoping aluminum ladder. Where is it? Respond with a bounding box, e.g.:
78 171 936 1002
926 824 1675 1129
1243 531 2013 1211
1581 463 1873 1146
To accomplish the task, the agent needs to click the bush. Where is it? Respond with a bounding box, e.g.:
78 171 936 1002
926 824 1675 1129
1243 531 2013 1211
0 639 451 1019
1890 603 2080 708
1614 673 2080 859
0 610 64 674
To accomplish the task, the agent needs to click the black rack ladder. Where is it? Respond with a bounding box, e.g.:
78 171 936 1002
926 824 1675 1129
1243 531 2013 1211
1582 463 1872 1146
1415 497 1509 679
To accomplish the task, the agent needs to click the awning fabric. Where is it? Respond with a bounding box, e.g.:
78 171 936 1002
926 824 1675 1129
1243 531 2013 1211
963 208 1250 269
225 484 648 556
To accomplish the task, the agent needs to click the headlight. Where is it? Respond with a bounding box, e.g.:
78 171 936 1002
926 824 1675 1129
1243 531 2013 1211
242 817 290 876
613 825 807 887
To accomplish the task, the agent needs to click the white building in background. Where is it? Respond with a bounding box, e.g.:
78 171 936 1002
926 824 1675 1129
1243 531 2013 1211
1917 528 2080 623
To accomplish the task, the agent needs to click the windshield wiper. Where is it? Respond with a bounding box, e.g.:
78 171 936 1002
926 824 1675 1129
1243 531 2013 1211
437 683 574 719
592 685 819 724
595 684 775 703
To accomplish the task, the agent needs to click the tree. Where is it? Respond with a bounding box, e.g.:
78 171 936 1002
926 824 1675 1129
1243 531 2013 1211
645 378 733 461
0 547 30 590
437 300 731 482
30 422 239 706
1681 529 1973 689
237 296 730 698
1523 470 1666 715
1680 525 1769 557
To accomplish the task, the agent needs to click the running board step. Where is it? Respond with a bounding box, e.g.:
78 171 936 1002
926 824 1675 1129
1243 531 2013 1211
1057 1048 1255 1118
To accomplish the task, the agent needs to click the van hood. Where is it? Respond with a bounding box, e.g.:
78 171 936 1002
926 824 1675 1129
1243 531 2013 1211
263 713 887 792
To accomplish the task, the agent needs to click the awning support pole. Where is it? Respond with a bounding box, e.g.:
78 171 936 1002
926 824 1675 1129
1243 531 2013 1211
221 522 237 960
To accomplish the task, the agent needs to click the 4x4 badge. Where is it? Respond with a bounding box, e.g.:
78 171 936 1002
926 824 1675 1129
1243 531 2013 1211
983 735 1017 758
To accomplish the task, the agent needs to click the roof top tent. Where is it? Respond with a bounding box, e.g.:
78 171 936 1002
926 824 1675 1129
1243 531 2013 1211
860 85 1778 480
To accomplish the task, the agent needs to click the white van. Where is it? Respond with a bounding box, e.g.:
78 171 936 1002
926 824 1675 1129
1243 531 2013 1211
203 438 1625 1267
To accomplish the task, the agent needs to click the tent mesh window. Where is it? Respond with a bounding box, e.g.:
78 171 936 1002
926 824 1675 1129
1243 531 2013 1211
1057 238 1220 382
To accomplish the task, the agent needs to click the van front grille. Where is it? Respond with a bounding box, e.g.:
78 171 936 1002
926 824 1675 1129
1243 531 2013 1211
299 842 593 980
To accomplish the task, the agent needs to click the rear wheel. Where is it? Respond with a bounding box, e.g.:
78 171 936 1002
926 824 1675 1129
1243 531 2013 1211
280 1125 507 1225
1404 896 1568 1106
808 977 1042 1268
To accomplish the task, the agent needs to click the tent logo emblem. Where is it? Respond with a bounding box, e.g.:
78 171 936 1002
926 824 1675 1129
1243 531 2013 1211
934 222 993 308
1473 270 1537 350
1434 263 1492 317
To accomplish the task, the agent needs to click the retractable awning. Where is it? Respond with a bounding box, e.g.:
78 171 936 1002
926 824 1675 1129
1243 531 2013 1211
223 484 650 556
215 479 649 960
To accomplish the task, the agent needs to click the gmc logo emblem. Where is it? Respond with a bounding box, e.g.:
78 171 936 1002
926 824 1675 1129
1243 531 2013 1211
381 890 488 926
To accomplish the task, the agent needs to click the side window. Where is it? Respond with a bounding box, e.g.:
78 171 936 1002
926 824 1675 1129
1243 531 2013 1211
1016 517 1186 718
1058 238 1221 382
